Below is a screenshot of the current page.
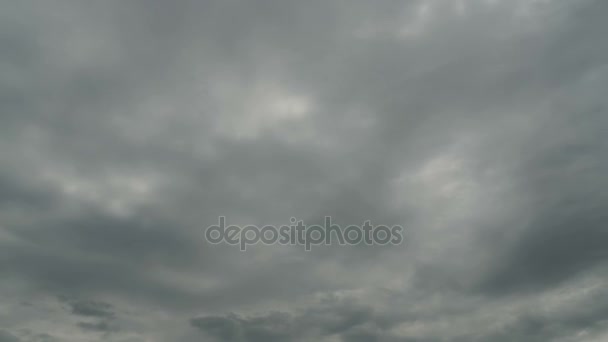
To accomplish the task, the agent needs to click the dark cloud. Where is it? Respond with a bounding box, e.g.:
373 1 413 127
1 0 607 341
190 296 394 342
0 331 19 342
76 320 117 333
65 299 115 319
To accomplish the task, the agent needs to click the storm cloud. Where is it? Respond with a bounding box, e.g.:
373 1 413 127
1 0 607 341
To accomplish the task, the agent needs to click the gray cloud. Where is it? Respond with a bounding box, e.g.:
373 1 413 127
76 320 117 333
1 0 607 341
0 331 20 342
65 299 115 319
190 296 393 342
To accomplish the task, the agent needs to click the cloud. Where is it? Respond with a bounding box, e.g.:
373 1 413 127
76 321 116 333
65 299 115 319
0 331 19 342
190 295 392 342
0 0 607 341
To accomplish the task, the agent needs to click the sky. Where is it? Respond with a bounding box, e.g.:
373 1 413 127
0 0 607 341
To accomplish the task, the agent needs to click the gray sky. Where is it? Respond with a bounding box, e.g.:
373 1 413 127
1 0 607 341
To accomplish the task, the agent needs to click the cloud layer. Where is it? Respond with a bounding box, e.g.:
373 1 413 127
1 0 607 341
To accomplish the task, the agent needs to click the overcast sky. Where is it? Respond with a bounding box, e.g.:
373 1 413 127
1 0 607 341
